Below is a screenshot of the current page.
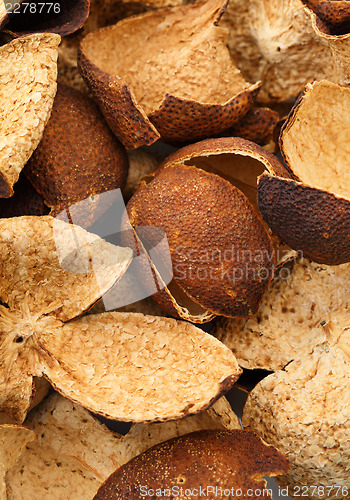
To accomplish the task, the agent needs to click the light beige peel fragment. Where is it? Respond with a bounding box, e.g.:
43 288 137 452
0 34 60 197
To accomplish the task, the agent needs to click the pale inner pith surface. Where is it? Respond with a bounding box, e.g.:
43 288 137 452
83 0 250 115
282 81 350 200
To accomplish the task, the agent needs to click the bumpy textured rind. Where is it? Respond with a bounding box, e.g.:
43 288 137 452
258 173 350 265
213 258 350 371
78 0 260 148
243 343 350 499
0 424 35 500
24 84 128 228
6 393 123 500
0 216 132 322
41 312 241 422
0 33 59 197
221 0 336 102
223 107 279 149
94 430 289 499
5 0 90 36
127 162 275 318
314 1 350 33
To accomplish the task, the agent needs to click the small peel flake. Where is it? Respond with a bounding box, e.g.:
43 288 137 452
0 33 60 198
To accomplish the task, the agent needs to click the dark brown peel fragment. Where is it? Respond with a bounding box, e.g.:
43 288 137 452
222 107 279 149
78 0 260 148
258 174 350 265
94 430 289 500
24 83 128 228
5 0 90 36
257 80 350 265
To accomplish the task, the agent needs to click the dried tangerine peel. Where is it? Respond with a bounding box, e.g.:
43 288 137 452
5 0 90 36
127 158 275 319
24 84 128 228
0 424 35 499
41 312 241 422
0 33 60 198
243 341 350 498
213 257 350 371
221 0 336 102
258 80 350 265
94 430 289 500
6 393 123 500
0 216 132 422
78 0 260 148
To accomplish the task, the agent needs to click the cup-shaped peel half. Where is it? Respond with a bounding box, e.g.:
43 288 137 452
77 0 261 149
258 80 350 265
126 137 285 323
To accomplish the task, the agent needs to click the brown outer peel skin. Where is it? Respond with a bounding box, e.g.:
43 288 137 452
94 430 289 500
223 107 279 147
127 163 275 318
148 83 261 145
5 0 90 37
315 1 350 33
258 173 350 265
24 83 128 228
77 50 160 149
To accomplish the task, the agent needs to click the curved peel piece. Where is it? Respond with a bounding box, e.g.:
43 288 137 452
24 84 129 228
78 0 260 147
40 312 241 422
258 80 350 265
127 159 275 319
221 0 336 102
243 343 350 497
0 424 35 499
94 429 289 499
213 258 350 371
0 216 132 322
0 33 59 198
